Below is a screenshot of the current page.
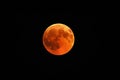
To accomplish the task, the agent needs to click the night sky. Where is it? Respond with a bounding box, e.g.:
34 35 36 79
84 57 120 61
16 8 97 72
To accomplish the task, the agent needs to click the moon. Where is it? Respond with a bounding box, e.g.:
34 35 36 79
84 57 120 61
42 23 75 56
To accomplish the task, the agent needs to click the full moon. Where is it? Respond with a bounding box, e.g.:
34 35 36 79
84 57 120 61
42 23 75 56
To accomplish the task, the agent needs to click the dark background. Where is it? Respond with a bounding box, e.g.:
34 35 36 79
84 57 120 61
16 8 97 72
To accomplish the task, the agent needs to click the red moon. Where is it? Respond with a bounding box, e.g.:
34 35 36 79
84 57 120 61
42 23 75 56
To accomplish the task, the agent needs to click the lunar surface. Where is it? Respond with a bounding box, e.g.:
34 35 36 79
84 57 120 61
42 23 75 56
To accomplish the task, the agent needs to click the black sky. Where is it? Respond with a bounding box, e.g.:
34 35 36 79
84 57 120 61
16 8 97 72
